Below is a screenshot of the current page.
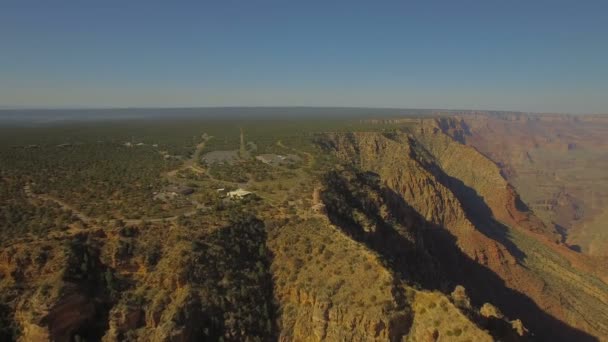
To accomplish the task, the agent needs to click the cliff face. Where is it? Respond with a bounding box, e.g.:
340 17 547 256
415 119 551 235
319 127 608 341
435 113 608 258
268 216 409 341
321 131 519 268
0 235 112 342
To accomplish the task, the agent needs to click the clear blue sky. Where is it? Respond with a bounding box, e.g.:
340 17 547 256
1 0 607 113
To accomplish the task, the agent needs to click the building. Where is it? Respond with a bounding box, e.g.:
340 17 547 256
255 153 301 166
227 189 252 199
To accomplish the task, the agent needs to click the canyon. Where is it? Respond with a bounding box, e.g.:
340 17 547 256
1 113 607 341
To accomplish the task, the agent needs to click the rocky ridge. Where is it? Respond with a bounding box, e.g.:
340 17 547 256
318 124 608 341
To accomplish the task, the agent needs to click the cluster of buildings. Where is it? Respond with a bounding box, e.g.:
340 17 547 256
255 153 301 166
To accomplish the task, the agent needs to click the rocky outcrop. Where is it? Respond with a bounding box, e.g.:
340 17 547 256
268 216 498 342
269 217 412 341
281 287 409 341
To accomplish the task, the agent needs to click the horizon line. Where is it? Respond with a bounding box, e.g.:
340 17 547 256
0 105 606 116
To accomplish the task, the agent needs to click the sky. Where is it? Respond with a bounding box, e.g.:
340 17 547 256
1 0 607 113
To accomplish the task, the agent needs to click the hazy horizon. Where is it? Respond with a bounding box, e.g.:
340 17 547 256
1 106 606 126
1 104 607 115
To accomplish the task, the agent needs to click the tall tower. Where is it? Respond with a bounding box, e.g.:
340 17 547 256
239 127 246 157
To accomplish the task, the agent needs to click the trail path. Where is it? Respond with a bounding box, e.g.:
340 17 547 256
25 135 212 229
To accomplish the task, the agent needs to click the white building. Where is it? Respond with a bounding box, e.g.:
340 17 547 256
227 189 252 199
